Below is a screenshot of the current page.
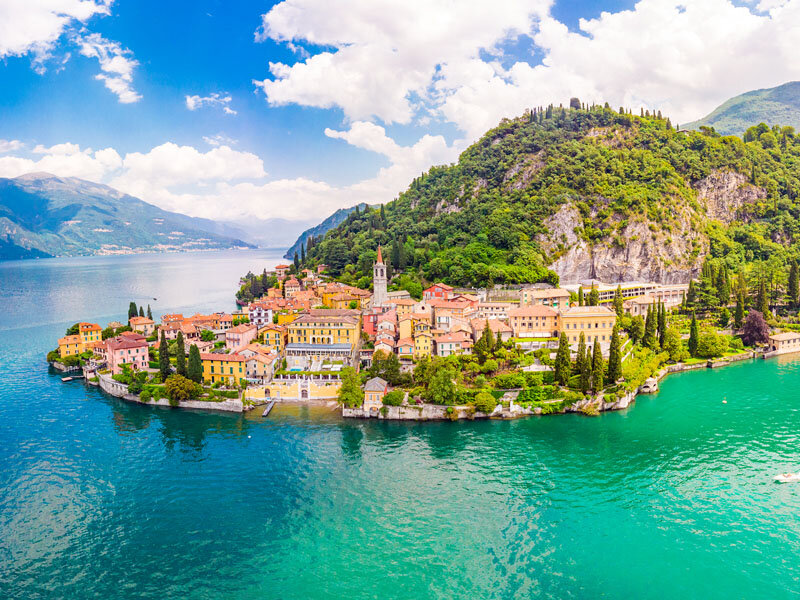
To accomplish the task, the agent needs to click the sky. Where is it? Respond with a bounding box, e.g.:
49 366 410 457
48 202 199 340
1 0 799 227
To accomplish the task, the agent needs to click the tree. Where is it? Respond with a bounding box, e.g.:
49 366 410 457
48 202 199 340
164 374 202 406
790 261 799 308
577 286 584 306
369 350 402 386
128 302 138 321
629 315 645 345
382 390 405 406
554 332 571 386
613 285 624 318
200 329 216 342
578 332 591 394
426 366 457 405
146 304 153 320
657 302 667 349
643 305 658 350
380 203 386 222
688 313 699 357
293 252 300 270
686 280 697 308
138 306 145 318
175 331 186 376
663 327 688 362
188 344 203 383
734 293 745 329
569 97 581 110
696 328 729 358
159 330 171 381
590 339 604 393
576 331 586 375
718 307 730 328
756 280 770 317
588 288 599 306
338 367 364 408
742 310 770 346
607 325 622 383
474 321 495 363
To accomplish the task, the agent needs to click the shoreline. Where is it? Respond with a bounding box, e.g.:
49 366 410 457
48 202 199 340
57 348 782 420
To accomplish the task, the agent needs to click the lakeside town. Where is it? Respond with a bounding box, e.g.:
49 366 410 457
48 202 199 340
48 248 800 420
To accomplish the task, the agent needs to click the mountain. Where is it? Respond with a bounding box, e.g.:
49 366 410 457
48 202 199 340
223 216 319 251
684 81 800 136
0 173 256 259
301 105 800 288
283 203 369 260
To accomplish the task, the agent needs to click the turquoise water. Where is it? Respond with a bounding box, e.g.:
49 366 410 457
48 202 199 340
3 252 800 598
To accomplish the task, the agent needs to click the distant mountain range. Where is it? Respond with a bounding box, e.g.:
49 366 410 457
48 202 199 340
685 81 800 136
284 203 370 260
0 173 255 259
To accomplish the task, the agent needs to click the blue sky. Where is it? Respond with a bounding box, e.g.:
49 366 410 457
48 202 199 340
0 0 797 225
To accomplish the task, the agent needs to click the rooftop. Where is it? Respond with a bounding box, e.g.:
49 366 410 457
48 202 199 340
365 377 388 391
561 305 616 317
508 305 559 318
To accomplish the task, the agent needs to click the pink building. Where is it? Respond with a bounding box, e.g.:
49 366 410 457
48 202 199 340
423 283 454 301
226 323 258 351
106 337 149 375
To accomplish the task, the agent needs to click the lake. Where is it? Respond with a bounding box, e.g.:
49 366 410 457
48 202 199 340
2 250 800 599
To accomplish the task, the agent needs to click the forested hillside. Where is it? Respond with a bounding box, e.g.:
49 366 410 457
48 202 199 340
301 104 800 293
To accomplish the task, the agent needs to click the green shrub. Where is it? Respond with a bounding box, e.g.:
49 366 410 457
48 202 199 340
473 392 497 413
382 390 405 406
139 390 152 403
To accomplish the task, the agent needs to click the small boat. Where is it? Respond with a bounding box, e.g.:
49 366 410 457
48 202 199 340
774 473 800 483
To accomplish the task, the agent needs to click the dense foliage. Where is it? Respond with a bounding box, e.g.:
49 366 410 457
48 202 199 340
299 104 800 292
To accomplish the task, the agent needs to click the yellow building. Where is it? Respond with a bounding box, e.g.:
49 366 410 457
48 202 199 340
398 316 413 340
248 378 342 401
560 305 617 344
388 298 415 318
201 353 246 385
507 306 560 338
413 331 433 358
78 322 102 345
288 314 359 346
275 311 301 326
259 324 287 352
329 293 360 309
58 335 84 358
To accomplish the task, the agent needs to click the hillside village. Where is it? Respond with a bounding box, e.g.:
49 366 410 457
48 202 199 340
48 245 800 419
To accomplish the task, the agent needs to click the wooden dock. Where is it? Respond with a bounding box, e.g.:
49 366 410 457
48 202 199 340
262 400 276 417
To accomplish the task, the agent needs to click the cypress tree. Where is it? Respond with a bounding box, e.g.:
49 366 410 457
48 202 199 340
607 325 622 383
789 261 799 308
613 285 624 318
188 345 203 384
591 339 604 393
757 281 769 316
138 306 145 318
159 330 171 381
176 331 186 376
554 333 571 386
688 313 699 357
578 332 591 394
643 305 658 350
577 286 584 306
658 302 667 349
146 304 153 320
128 301 138 320
734 292 745 329
300 244 306 263
686 280 697 308
293 252 300 270
588 288 599 306
380 204 386 221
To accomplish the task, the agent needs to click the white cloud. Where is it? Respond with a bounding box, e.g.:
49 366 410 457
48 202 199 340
0 0 110 63
254 0 547 124
185 92 236 114
202 134 238 147
0 142 121 181
0 139 24 153
254 0 800 137
76 33 141 103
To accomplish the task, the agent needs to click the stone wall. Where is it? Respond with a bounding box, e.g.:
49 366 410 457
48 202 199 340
96 373 245 413
343 403 492 421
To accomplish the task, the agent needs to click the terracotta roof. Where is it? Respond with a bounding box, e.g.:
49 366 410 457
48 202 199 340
425 283 453 291
770 332 800 341
376 245 384 263
308 309 360 318
524 288 570 298
227 323 257 333
79 322 102 331
129 316 154 325
508 305 559 318
59 335 81 344
106 337 148 350
470 318 513 333
396 337 414 347
293 314 359 325
388 298 416 306
435 331 472 343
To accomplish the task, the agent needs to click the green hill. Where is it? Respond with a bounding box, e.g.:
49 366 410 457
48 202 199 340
301 105 800 289
685 81 800 136
0 173 255 259
284 203 370 261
